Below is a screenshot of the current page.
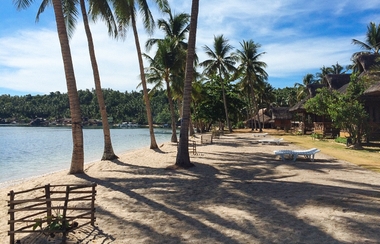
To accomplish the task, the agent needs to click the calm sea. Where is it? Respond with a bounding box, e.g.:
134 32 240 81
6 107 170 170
0 126 173 185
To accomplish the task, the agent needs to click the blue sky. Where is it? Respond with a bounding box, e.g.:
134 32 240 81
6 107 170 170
1 0 380 96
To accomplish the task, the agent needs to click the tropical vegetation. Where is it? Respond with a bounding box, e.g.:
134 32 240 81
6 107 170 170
7 0 380 172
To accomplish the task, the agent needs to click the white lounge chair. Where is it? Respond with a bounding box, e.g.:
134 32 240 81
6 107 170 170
274 148 320 161
258 138 283 145
253 133 268 137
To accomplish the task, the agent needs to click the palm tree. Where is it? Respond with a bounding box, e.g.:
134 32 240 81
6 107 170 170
145 7 190 142
294 73 316 101
112 0 168 149
331 62 346 74
200 35 237 133
14 0 84 173
175 0 199 168
79 0 118 160
144 38 186 142
352 22 380 54
315 66 333 84
145 6 190 52
235 40 267 131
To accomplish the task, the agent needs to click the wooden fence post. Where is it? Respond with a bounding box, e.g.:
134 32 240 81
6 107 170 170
91 183 96 226
45 184 51 223
62 186 70 243
8 190 15 244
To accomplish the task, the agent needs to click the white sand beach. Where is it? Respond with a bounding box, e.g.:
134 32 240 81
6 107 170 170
1 132 380 243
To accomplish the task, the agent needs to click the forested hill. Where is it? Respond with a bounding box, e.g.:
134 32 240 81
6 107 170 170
0 89 171 125
1 86 298 126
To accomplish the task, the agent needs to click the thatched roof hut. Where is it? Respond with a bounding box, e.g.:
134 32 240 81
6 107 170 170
270 107 292 120
364 81 380 96
356 53 380 72
323 74 351 90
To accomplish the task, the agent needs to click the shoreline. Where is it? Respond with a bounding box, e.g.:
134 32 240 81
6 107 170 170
1 133 380 243
0 126 173 185
0 144 154 189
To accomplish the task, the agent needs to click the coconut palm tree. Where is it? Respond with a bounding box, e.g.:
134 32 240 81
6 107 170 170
315 66 333 84
79 0 118 160
331 62 346 74
294 73 316 101
14 0 84 173
145 6 190 52
234 40 267 131
111 0 168 149
144 38 186 142
352 22 380 54
144 7 190 142
200 35 237 133
175 0 199 168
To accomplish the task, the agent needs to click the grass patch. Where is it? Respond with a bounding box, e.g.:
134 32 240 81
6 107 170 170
235 128 380 173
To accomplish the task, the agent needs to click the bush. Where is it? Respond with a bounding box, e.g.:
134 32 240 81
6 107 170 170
311 133 323 140
335 137 347 144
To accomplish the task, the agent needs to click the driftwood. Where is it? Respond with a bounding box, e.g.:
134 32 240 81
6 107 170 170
8 183 96 244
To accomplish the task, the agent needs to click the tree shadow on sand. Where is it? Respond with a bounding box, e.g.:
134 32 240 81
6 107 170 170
67 145 380 244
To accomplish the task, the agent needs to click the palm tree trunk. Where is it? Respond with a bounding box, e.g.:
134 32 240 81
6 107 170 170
221 76 232 132
165 78 178 142
175 0 198 168
80 0 118 160
52 0 84 174
131 10 158 149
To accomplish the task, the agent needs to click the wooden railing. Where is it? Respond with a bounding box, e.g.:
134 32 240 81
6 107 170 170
177 141 197 155
8 183 96 244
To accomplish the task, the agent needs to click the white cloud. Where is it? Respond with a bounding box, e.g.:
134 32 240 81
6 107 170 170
0 21 151 94
2 0 380 94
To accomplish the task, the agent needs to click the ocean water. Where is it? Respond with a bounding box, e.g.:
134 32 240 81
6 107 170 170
0 126 173 184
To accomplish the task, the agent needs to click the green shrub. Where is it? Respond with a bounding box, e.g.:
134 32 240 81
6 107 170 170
335 137 347 144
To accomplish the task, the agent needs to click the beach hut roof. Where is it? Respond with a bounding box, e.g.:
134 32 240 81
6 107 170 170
270 107 292 120
364 81 380 96
289 96 310 112
356 53 380 72
323 74 351 90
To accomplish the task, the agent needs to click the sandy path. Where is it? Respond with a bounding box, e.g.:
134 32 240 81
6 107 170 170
1 133 380 243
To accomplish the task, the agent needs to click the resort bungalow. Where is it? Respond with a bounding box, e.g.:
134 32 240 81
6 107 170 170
269 107 293 131
290 53 380 140
289 78 350 137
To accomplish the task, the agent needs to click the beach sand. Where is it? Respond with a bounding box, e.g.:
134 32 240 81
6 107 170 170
1 132 380 243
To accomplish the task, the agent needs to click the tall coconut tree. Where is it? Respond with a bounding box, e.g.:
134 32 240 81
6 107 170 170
145 7 190 142
234 40 267 131
79 0 118 160
143 38 185 142
14 0 84 173
175 0 199 168
111 0 168 149
145 5 190 52
200 35 237 133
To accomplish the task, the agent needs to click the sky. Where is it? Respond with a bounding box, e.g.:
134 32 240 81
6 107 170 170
1 0 380 96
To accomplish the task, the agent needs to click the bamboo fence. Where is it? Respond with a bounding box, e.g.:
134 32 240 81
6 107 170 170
8 183 97 244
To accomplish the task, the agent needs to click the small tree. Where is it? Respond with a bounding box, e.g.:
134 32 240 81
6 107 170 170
305 74 370 149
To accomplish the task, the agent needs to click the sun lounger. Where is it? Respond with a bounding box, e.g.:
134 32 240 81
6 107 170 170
253 133 268 137
258 138 283 145
274 148 320 161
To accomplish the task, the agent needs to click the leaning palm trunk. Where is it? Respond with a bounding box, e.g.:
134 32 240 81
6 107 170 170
165 78 178 142
80 0 118 160
175 0 198 168
131 11 158 149
221 77 232 132
52 0 84 174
